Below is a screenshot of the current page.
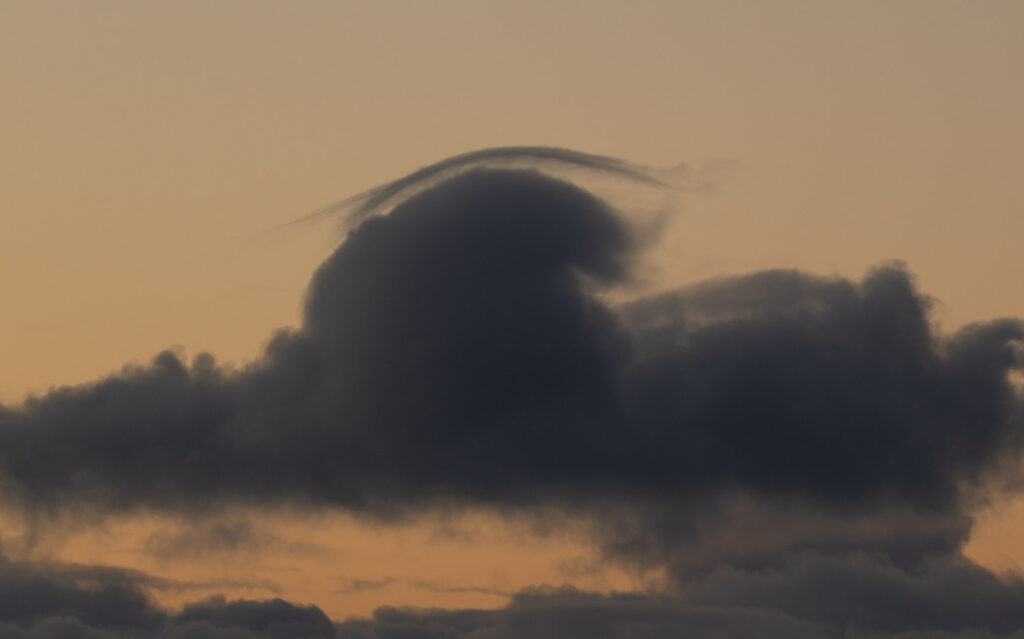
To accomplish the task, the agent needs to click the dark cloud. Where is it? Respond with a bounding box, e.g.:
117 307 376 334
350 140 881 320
6 550 1024 638
0 550 331 639
0 553 162 635
1 151 1023 635
590 499 974 578
334 568 1024 639
3 167 1018 522
333 589 826 639
333 584 1004 639
686 552 1024 634
170 597 335 639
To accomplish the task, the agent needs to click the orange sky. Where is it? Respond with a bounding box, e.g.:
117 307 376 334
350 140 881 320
2 0 1023 621
0 507 651 620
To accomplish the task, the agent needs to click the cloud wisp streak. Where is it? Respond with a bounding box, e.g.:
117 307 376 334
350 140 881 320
281 145 672 230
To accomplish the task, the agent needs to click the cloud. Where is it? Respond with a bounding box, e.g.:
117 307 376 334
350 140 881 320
0 550 330 639
3 169 1020 528
5 548 1024 638
333 576 1024 639
283 145 671 229
1 150 1023 635
334 578 396 596
410 580 513 599
170 597 335 639
143 519 315 563
3 167 1019 523
0 552 162 635
333 592 826 639
335 577 512 599
685 552 1024 634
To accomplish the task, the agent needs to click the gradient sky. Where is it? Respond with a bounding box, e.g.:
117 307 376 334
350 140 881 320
2 2 1024 637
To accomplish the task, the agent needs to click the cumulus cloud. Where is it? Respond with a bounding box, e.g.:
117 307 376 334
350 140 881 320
3 166 1019 521
1 148 1023 636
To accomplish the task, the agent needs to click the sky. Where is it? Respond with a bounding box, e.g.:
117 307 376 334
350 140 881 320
1 2 1023 637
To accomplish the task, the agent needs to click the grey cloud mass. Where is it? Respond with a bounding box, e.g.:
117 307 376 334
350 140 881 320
5 551 1024 638
0 549 330 638
1 148 1023 636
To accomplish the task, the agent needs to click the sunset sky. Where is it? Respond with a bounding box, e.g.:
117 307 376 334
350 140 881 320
2 2 1024 638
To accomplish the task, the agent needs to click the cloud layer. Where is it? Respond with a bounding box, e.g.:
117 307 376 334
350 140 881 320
5 548 1024 638
0 550 333 639
1 150 1023 636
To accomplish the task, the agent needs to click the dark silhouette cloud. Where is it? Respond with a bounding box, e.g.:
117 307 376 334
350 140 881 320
171 597 335 639
6 548 1024 638
333 573 1024 639
0 550 330 639
1 150 1023 635
333 591 825 639
685 553 1024 634
3 168 1018 522
0 553 161 635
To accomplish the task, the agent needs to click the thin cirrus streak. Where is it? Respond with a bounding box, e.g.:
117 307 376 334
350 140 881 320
279 145 674 230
